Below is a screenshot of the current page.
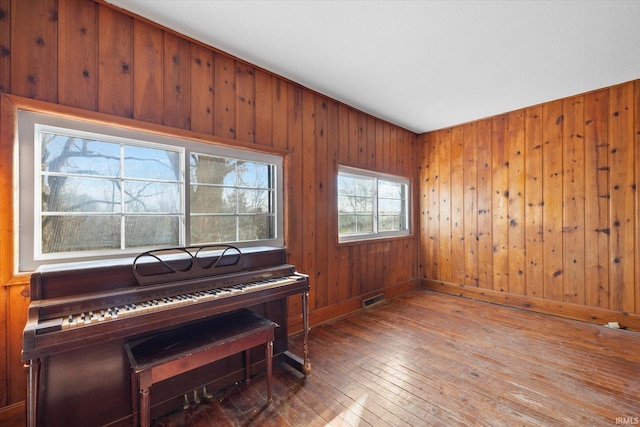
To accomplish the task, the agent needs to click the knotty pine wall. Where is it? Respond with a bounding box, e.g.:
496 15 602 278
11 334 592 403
420 80 640 330
0 0 418 415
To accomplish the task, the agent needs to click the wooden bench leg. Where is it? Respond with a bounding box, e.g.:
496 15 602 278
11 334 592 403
266 340 273 404
138 371 152 427
244 349 251 381
130 369 138 427
139 388 150 427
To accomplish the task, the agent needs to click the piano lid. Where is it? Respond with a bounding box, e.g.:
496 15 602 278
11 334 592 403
30 246 287 300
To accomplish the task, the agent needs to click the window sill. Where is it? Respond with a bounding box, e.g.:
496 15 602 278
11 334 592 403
337 232 414 247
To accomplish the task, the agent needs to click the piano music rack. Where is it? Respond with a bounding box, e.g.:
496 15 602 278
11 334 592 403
132 244 244 286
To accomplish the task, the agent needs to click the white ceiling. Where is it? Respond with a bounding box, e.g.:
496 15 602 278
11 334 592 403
106 0 640 134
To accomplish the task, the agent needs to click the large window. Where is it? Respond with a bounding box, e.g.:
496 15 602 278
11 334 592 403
337 165 410 242
18 111 282 271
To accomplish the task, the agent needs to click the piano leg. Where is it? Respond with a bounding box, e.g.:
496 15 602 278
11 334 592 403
282 290 311 376
25 358 40 427
302 291 311 376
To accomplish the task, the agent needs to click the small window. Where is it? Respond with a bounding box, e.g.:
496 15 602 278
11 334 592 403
18 111 283 271
337 165 410 242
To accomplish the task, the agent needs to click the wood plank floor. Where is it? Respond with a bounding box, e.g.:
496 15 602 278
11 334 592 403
153 289 640 426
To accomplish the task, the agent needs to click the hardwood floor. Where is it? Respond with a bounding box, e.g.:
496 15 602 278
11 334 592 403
153 289 640 426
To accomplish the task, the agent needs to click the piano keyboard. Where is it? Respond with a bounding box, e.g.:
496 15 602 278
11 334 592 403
51 275 302 331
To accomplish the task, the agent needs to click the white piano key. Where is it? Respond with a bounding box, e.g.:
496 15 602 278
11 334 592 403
47 274 304 330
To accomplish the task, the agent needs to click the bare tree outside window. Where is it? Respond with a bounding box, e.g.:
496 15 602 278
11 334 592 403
190 154 275 244
337 174 375 235
40 133 182 254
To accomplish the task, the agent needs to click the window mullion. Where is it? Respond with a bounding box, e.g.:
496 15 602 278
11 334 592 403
373 178 378 234
120 144 126 250
183 150 189 247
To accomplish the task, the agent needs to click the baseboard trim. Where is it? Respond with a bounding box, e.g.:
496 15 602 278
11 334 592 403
0 401 25 427
288 279 419 333
421 279 640 332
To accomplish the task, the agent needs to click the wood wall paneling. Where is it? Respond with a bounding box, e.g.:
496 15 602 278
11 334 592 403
58 0 97 110
213 54 235 139
235 62 255 143
476 119 493 289
189 43 214 134
0 0 11 93
326 100 340 305
367 116 376 168
635 81 640 315
491 115 508 293
450 126 465 284
424 132 439 279
97 5 132 117
301 90 317 308
163 32 191 130
584 90 609 309
393 126 402 174
271 78 289 151
254 69 272 146
507 110 525 296
420 80 640 329
0 95 17 410
11 0 57 102
0 280 5 408
284 82 304 322
347 109 358 164
375 119 384 170
438 129 452 282
542 100 564 301
314 95 328 308
608 83 635 313
6 284 28 404
383 122 392 172
133 20 162 124
0 86 29 410
357 112 366 166
524 106 544 298
562 96 585 305
284 81 303 272
462 122 478 287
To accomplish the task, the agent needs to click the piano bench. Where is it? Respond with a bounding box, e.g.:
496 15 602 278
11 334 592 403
124 309 278 427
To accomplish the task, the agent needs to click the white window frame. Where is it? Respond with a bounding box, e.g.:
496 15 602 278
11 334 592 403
337 165 410 243
17 111 283 271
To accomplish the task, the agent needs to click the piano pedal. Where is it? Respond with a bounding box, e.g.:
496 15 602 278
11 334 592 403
193 390 201 405
202 386 213 399
182 394 190 410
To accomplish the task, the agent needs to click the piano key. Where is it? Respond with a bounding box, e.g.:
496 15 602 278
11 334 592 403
36 274 305 332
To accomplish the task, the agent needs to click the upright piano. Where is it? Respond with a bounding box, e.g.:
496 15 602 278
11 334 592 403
22 245 310 427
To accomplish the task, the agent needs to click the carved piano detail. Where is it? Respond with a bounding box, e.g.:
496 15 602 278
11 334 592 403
22 246 310 427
